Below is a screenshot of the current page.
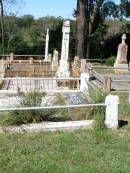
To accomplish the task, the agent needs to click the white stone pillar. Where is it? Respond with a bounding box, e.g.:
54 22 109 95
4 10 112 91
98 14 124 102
129 91 130 103
44 28 49 61
105 94 119 128
80 73 89 92
58 21 70 78
61 21 70 61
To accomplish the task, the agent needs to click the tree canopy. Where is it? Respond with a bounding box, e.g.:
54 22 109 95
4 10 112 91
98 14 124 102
75 0 130 59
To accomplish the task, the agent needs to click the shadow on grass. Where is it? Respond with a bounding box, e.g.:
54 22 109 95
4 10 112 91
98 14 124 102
118 120 128 128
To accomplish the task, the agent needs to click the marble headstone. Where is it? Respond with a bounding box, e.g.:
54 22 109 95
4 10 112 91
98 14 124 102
114 34 128 73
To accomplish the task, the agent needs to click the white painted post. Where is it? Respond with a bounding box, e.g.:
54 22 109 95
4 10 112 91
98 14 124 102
129 92 130 103
44 28 49 61
80 73 89 92
105 94 119 128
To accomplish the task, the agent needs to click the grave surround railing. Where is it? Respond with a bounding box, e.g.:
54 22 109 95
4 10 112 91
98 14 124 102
0 55 45 59
0 77 81 92
0 94 119 129
87 64 130 92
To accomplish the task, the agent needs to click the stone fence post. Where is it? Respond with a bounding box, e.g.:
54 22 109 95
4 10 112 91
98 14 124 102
105 94 119 128
80 73 89 92
81 59 86 73
103 77 111 93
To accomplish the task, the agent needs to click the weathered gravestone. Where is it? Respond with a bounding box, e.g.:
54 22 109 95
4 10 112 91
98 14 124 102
114 34 128 73
52 50 59 71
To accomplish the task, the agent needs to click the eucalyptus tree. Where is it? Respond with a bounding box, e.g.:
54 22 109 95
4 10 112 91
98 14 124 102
0 0 23 54
75 0 130 59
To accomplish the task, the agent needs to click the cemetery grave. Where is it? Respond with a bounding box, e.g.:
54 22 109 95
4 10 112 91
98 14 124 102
0 20 129 132
1 0 130 172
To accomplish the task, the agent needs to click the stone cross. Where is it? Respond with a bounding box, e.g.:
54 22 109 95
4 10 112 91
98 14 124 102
61 21 70 61
44 28 49 61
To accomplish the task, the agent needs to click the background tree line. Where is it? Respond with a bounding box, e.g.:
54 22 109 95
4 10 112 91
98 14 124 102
0 0 130 60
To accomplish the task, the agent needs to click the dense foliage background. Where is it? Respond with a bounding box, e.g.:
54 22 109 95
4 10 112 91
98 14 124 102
0 14 130 60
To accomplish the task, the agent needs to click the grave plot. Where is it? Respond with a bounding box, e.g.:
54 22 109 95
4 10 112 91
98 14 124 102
1 78 58 92
6 61 56 77
0 78 80 93
89 65 130 92
0 90 93 127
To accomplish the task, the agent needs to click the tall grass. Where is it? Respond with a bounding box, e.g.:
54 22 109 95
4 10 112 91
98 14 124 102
88 86 106 130
0 92 70 126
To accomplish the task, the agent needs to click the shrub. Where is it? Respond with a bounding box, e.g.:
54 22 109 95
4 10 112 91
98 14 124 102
2 92 70 126
105 56 116 66
6 91 55 125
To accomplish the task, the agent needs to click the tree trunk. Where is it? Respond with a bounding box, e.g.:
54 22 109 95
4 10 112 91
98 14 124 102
0 0 5 55
86 6 98 59
86 21 92 59
75 0 86 59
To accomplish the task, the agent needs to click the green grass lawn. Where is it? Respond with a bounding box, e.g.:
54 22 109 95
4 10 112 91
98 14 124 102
0 129 130 173
93 66 130 75
112 92 130 117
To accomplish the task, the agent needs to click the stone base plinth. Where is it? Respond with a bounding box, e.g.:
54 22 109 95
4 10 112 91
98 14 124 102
58 60 70 78
57 70 70 78
114 64 128 73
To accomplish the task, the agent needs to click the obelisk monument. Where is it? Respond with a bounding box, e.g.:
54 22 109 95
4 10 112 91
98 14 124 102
44 28 50 61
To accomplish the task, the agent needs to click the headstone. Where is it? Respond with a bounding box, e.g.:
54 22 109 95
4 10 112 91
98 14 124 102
58 21 70 78
44 28 49 62
52 50 59 71
114 34 128 73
